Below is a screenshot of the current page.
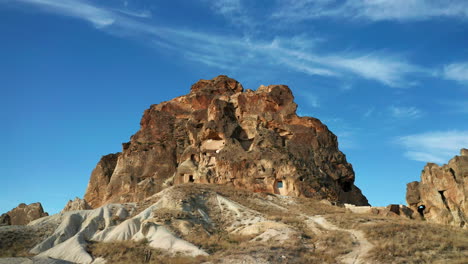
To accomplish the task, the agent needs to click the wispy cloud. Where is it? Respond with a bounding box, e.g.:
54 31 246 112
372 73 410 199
16 0 116 28
12 0 427 87
204 0 255 29
443 62 468 83
396 130 468 163
389 106 423 119
272 0 468 23
112 8 151 18
324 53 424 87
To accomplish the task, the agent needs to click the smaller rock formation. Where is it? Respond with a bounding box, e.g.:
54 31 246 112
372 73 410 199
406 148 468 228
61 197 92 212
0 213 11 225
5 202 49 225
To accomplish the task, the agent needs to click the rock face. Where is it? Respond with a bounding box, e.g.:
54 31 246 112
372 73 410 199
84 75 368 208
5 202 48 225
406 149 468 228
61 197 92 213
0 213 11 225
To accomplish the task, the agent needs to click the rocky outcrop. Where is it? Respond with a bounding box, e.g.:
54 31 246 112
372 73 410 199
84 75 368 208
5 202 48 225
406 149 468 228
62 197 91 213
0 213 11 225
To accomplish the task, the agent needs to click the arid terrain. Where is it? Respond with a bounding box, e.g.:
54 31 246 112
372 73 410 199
1 76 467 264
1 184 467 264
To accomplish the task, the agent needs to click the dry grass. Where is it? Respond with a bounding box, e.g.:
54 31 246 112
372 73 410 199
323 210 468 264
88 240 209 264
0 225 54 257
6 183 467 264
362 220 468 263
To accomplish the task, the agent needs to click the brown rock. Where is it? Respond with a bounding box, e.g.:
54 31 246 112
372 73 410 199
406 149 468 228
0 213 10 225
84 75 369 207
61 197 91 212
5 202 48 225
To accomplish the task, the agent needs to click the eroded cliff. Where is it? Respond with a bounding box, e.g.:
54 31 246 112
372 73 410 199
84 75 368 207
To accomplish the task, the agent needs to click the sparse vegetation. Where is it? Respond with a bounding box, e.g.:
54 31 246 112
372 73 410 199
88 240 208 264
0 225 54 257
3 183 467 263
363 221 468 263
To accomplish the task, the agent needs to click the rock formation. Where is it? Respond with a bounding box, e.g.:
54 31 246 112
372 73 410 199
4 202 48 225
0 213 10 226
61 197 91 213
84 75 368 208
406 149 468 228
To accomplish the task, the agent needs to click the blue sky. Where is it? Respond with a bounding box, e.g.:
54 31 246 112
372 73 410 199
1 0 467 214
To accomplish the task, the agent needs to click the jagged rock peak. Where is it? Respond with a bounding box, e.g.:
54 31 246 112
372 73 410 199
84 75 369 208
61 197 91 213
190 75 244 94
406 148 468 228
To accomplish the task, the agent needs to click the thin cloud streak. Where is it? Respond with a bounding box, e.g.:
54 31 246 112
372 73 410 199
16 0 116 28
14 0 428 87
112 8 151 18
389 106 423 119
396 130 468 164
443 62 468 83
272 0 468 23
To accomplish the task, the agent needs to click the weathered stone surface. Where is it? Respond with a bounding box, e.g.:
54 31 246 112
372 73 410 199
5 202 48 225
406 149 468 228
61 197 91 212
84 75 369 207
0 213 11 225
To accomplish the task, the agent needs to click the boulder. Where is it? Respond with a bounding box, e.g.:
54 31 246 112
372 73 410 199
84 75 369 207
61 197 91 212
406 149 468 228
5 202 49 225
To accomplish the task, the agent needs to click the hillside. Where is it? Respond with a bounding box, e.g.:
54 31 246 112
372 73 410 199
1 184 467 264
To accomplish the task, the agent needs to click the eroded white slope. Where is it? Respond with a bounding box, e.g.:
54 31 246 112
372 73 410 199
28 194 207 264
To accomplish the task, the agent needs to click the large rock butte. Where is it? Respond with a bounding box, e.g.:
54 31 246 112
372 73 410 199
84 75 368 207
406 148 468 228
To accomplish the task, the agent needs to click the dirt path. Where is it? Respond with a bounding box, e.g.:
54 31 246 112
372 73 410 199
305 215 373 264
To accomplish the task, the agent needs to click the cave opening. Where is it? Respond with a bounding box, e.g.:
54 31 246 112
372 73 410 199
417 205 425 218
277 181 283 188
341 181 352 192
189 175 194 183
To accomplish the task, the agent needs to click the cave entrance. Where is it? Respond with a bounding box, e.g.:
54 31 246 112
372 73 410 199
188 175 194 183
277 181 283 189
340 181 352 192
417 205 425 218
274 180 287 195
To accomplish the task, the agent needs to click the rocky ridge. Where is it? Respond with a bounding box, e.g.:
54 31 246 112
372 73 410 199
406 148 468 228
84 75 368 208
